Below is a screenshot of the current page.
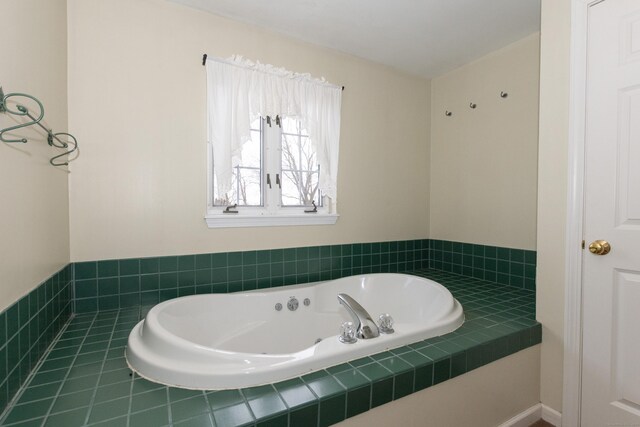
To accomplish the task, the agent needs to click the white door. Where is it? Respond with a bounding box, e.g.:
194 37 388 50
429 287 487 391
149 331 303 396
582 0 640 425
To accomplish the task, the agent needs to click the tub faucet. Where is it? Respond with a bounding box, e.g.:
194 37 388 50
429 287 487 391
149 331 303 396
337 293 380 339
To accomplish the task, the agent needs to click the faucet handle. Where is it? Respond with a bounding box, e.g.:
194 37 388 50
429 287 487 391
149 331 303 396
378 314 395 334
339 321 357 344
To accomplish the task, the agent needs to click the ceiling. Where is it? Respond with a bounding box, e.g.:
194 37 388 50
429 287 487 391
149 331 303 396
170 0 540 78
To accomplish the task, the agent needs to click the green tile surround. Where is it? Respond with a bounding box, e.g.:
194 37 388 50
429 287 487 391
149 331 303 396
429 240 536 291
0 269 541 427
0 265 73 416
73 240 431 314
73 239 535 314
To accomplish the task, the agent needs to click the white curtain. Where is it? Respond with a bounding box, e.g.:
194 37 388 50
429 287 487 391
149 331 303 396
206 55 342 204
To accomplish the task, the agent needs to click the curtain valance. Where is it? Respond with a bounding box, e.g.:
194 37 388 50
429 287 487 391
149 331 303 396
206 56 342 203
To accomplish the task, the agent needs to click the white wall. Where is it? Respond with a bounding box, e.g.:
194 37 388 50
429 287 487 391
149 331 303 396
430 34 540 250
66 0 431 262
0 0 70 312
537 0 571 413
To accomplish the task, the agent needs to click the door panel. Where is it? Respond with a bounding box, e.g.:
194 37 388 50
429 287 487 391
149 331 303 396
617 87 640 225
612 270 640 411
620 11 640 64
582 0 640 425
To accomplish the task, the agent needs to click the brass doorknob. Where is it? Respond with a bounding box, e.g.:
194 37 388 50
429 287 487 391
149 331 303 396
588 240 611 255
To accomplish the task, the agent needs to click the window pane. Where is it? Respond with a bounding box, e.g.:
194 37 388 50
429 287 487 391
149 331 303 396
281 170 320 206
280 117 321 207
235 166 262 206
281 134 299 171
213 118 263 206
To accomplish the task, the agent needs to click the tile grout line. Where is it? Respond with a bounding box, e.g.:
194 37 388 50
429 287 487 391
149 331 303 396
71 265 77 321
237 388 258 425
123 308 140 427
16 312 99 427
194 389 217 427
300 376 323 427
82 310 124 426
199 389 216 427
165 386 173 426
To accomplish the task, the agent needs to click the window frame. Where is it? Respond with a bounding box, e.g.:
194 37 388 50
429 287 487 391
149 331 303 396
206 116 339 228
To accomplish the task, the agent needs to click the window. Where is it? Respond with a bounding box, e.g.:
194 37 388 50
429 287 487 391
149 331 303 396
205 56 342 228
213 117 326 215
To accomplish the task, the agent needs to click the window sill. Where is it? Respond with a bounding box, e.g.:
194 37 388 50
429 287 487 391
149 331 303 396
205 214 339 228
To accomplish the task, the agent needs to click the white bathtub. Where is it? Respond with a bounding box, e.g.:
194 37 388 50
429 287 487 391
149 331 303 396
126 273 464 390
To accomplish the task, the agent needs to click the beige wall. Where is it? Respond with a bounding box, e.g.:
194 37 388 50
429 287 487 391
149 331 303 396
2 0 549 420
0 1 70 312
537 0 571 413
429 34 540 250
341 345 541 427
66 0 431 262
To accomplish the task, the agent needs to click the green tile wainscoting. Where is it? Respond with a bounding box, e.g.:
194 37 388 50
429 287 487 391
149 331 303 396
428 240 536 291
0 265 73 416
72 239 536 314
0 269 540 427
73 240 431 313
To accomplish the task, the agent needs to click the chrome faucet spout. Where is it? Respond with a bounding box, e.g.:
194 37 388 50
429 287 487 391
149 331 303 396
337 293 380 339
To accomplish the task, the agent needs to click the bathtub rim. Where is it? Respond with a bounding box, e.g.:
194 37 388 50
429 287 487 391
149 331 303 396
126 273 465 390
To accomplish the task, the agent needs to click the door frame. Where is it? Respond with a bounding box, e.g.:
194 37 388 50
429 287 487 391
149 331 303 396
563 0 607 425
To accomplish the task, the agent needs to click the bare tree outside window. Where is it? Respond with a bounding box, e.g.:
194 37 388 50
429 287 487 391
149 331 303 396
280 117 321 207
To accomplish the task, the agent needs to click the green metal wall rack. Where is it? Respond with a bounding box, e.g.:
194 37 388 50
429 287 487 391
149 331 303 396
0 87 78 167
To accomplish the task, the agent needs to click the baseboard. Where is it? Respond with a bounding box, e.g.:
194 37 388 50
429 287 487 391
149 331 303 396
541 404 562 426
498 403 562 427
